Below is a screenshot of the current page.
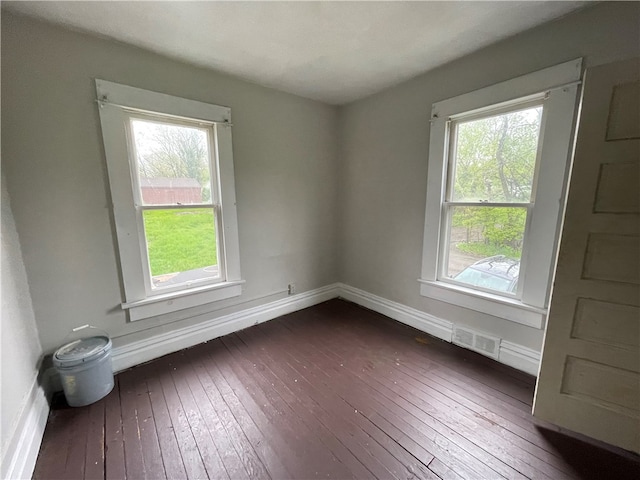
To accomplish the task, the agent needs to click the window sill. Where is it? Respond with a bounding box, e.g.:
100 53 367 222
418 279 547 329
123 280 245 321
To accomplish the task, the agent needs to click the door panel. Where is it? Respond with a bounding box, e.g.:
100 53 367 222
533 58 640 453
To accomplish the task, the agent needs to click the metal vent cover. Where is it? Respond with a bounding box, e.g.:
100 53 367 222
452 325 500 359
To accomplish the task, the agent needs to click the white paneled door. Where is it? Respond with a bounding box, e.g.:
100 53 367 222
534 58 640 453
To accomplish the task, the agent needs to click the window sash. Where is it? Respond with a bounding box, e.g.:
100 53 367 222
445 102 545 206
437 99 546 300
126 112 219 208
123 113 226 296
139 205 225 295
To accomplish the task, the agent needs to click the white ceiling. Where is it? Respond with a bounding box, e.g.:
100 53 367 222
4 1 590 105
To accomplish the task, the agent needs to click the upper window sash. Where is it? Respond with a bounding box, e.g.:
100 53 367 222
445 99 545 205
125 112 219 209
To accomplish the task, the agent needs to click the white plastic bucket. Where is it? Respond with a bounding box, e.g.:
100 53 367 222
53 329 114 407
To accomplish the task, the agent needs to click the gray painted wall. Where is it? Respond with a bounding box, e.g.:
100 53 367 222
338 2 640 350
0 174 43 461
1 12 340 354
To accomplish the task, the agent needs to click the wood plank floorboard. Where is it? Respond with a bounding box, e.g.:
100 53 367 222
272 313 573 478
219 336 365 479
231 327 436 480
144 368 189 480
33 299 640 479
266 318 516 479
103 382 126 480
188 342 292 479
84 399 106 479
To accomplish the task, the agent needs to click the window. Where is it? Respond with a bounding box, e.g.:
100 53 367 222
97 80 242 321
419 59 582 328
442 103 542 298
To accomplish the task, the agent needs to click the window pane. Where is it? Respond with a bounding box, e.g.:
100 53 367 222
451 106 542 202
143 208 219 288
445 206 526 294
131 119 212 205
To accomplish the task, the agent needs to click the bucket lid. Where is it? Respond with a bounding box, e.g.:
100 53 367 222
54 336 111 367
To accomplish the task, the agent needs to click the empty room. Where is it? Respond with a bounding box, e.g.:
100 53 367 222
1 1 639 479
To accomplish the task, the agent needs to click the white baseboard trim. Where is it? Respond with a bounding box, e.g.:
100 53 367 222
111 281 539 377
338 283 540 376
499 341 541 376
338 283 453 342
112 283 341 372
1 374 49 480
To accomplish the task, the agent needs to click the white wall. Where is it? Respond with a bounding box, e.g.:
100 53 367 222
1 12 340 354
338 2 640 351
0 174 43 463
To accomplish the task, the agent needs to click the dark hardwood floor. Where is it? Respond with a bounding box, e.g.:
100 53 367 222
34 299 640 479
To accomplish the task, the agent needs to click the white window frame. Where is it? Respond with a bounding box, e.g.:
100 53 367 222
96 80 243 321
419 59 582 329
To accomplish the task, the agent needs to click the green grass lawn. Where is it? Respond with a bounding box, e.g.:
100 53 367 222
143 209 217 276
